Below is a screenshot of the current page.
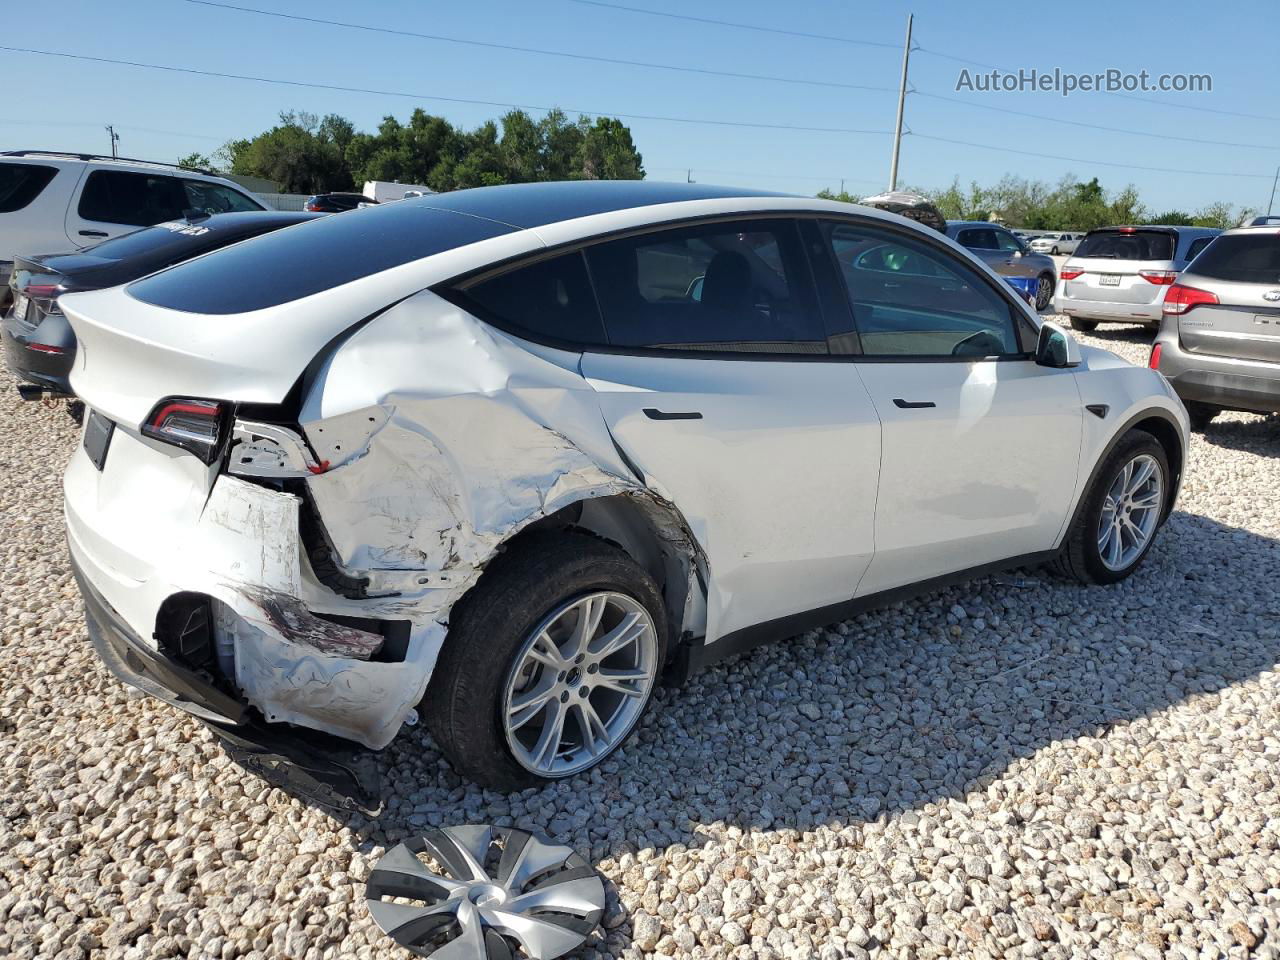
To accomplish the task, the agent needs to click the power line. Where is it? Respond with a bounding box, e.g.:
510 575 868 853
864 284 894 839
185 0 892 93
649 166 883 185
566 0 900 48
0 46 894 137
914 91 1280 151
911 133 1277 180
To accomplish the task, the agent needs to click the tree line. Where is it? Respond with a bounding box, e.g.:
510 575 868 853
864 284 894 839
818 175 1256 231
180 107 645 194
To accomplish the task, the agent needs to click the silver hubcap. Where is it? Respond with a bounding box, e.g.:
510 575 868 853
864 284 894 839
503 592 657 777
366 825 605 959
1097 453 1163 571
1037 276 1052 307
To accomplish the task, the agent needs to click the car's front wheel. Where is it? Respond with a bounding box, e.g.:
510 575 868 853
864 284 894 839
1052 430 1169 584
424 532 667 790
1035 272 1054 311
1051 245 1060 255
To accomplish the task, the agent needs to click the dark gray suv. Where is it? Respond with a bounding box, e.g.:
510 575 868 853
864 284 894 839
945 221 1058 311
1150 217 1280 429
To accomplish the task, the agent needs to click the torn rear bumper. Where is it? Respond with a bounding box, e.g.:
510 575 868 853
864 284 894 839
72 547 382 810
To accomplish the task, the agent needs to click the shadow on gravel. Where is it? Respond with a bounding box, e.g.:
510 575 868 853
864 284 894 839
1197 414 1280 457
1065 324 1154 345
238 509 1280 955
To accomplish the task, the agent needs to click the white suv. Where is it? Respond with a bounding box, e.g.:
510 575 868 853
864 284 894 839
0 151 266 299
59 182 1188 791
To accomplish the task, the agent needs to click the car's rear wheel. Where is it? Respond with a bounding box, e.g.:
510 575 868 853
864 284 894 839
1052 430 1169 584
1035 273 1054 311
1184 400 1219 432
1069 318 1098 332
423 532 667 791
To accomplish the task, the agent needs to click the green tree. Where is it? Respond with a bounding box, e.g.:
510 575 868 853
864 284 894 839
227 111 352 193
176 152 213 171
1151 210 1195 226
816 189 859 203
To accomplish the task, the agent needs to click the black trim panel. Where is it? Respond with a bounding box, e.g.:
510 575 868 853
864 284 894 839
671 550 1058 681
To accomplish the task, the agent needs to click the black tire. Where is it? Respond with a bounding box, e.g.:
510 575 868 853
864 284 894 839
423 532 668 791
1051 245 1060 255
1052 430 1169 585
1184 400 1219 432
1070 318 1099 332
1034 273 1054 311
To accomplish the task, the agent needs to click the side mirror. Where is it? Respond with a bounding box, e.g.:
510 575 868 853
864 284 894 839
1011 248 1024 258
1036 321 1082 368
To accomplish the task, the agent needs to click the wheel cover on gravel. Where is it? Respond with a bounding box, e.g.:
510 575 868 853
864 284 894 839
366 825 605 959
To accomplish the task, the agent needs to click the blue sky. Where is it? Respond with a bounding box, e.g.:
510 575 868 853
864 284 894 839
4 0 1277 214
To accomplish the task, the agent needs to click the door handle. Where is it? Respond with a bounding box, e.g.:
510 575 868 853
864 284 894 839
78 230 108 238
892 398 936 409
643 408 702 420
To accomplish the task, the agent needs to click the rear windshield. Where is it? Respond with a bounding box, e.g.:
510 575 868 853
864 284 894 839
0 163 58 214
1187 233 1280 285
128 201 516 314
85 222 214 260
1074 229 1174 261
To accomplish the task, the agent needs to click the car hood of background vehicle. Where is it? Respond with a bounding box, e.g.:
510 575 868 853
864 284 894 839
58 228 544 430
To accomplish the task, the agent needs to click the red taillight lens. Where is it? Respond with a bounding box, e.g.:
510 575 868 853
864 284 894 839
1149 343 1162 369
141 398 225 462
24 283 59 297
304 200 322 211
1139 270 1178 285
1060 268 1084 281
1162 283 1219 316
27 342 64 354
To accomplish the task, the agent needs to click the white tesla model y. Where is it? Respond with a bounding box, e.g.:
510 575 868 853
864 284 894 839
60 182 1188 790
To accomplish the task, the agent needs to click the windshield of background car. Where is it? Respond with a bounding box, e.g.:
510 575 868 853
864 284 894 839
1075 229 1174 260
1185 234 1280 284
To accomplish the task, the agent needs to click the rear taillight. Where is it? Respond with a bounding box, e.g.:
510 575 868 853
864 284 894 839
1060 268 1084 280
304 200 322 211
27 342 64 354
24 283 58 297
1139 270 1178 285
1162 283 1219 316
142 398 226 463
1149 343 1162 369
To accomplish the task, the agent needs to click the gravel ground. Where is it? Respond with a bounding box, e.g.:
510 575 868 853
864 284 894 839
3 322 1280 960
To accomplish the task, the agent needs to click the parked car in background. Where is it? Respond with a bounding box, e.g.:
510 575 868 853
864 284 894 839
4 211 319 399
1054 225 1221 331
1030 233 1081 255
59 182 1187 790
945 221 1058 310
0 151 267 308
1151 218 1280 429
303 192 376 213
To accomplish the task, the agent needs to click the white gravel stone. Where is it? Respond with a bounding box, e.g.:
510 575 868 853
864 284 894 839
3 328 1280 959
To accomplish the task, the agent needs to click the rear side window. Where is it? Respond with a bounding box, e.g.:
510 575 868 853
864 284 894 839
584 219 827 353
956 228 998 250
1075 229 1174 260
461 252 607 345
79 171 186 226
130 201 515 314
1184 236 1215 262
1186 234 1280 284
0 163 57 213
182 179 262 215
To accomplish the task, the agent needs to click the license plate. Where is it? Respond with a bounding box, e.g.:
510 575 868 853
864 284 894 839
10 293 28 320
83 410 115 471
1099 274 1121 286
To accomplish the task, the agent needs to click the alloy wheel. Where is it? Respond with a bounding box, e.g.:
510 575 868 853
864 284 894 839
1035 275 1053 310
366 825 605 959
502 592 658 778
1096 453 1163 571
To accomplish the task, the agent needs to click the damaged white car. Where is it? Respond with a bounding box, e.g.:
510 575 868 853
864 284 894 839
61 182 1188 790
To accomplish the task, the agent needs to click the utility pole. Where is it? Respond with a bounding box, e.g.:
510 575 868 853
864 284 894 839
105 125 119 158
686 168 694 184
1268 164 1279 216
888 13 913 192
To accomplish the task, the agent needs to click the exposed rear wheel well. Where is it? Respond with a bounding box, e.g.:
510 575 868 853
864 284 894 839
491 493 703 656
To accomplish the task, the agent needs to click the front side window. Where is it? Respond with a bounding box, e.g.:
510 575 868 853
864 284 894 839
78 171 186 226
0 163 57 213
825 222 1021 358
995 230 1022 253
182 179 263 215
584 219 826 353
